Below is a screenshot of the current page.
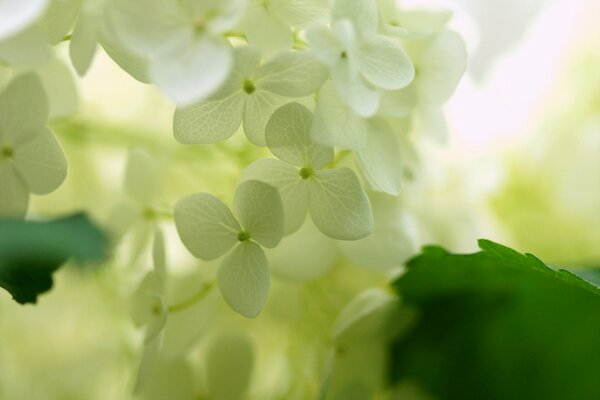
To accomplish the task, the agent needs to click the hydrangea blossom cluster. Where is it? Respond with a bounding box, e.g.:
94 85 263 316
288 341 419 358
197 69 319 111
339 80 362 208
0 0 467 397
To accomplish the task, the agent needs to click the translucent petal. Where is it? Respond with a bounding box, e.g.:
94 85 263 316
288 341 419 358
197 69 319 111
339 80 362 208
13 127 67 195
416 106 448 143
0 164 29 218
331 0 378 37
229 45 261 85
311 81 368 150
378 84 417 118
337 193 418 269
305 24 343 66
267 219 337 282
356 118 403 195
105 201 137 240
173 93 244 144
265 102 333 169
357 35 414 90
174 193 240 260
183 0 246 34
240 1 292 58
39 0 79 44
69 10 100 76
256 51 329 98
35 58 79 119
130 271 167 331
133 332 161 395
0 73 48 140
384 9 452 39
150 36 232 106
332 58 379 118
0 0 48 40
217 241 270 318
233 180 284 248
269 0 328 27
417 29 467 104
308 167 373 240
207 333 254 400
0 26 53 66
152 229 167 290
242 90 287 146
125 148 160 206
240 158 308 235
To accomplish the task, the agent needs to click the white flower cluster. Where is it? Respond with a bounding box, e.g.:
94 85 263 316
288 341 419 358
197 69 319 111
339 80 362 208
0 0 467 396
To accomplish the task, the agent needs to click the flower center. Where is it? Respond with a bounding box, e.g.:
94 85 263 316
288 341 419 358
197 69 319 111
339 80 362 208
243 80 256 94
299 166 313 180
340 51 347 60
142 207 157 220
237 230 251 242
0 145 14 159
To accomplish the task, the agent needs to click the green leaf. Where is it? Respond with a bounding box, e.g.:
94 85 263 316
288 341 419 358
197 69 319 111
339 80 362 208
308 167 373 240
266 102 333 168
217 241 270 318
233 180 284 249
174 193 240 261
390 240 600 399
0 213 108 304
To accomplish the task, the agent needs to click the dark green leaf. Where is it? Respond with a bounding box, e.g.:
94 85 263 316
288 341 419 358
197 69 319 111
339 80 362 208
0 213 108 304
389 240 600 400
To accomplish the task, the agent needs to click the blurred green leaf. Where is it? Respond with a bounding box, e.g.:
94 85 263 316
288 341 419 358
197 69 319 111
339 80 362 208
0 213 108 304
390 240 600 399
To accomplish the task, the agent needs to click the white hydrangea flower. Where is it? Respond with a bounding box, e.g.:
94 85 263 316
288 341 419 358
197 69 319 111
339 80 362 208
174 180 284 318
306 0 414 118
0 0 48 40
0 74 67 218
107 0 246 105
174 45 328 146
241 102 373 240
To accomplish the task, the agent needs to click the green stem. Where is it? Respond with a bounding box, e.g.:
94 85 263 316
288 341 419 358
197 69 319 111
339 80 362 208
167 281 215 314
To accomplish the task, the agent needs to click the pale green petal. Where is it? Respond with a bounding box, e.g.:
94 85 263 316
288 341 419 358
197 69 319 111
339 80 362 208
69 10 100 76
384 9 452 38
311 81 368 150
207 333 254 400
133 332 161 395
378 84 417 118
267 219 337 282
308 167 373 240
269 0 328 27
151 36 232 106
35 58 79 119
337 193 418 269
0 26 53 66
233 180 284 248
356 118 403 195
357 35 414 90
130 271 167 331
417 29 467 104
127 219 156 266
13 127 67 195
217 241 270 318
0 73 48 139
152 229 167 287
331 0 378 36
39 0 79 44
105 202 137 240
256 51 328 98
240 0 292 58
230 45 261 84
416 106 448 143
240 158 308 235
0 164 29 218
332 58 379 118
242 90 287 146
125 148 160 205
305 24 343 66
0 0 48 40
173 93 244 144
174 193 240 260
265 102 333 168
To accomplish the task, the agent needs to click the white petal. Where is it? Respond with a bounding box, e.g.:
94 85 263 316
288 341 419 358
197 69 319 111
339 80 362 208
69 10 100 76
378 84 417 118
331 0 378 37
125 148 161 205
256 51 329 98
0 0 48 40
35 58 79 119
267 219 337 282
265 102 333 168
233 180 284 248
356 118 403 195
311 81 368 150
0 73 48 139
0 25 53 66
217 241 270 318
150 36 232 106
240 158 308 235
242 90 287 146
308 167 373 240
332 58 379 118
130 271 167 333
0 164 29 218
337 193 418 269
305 24 343 66
384 9 452 39
269 0 328 27
12 127 67 195
207 333 255 400
174 193 240 260
357 35 414 90
39 0 79 44
240 1 292 58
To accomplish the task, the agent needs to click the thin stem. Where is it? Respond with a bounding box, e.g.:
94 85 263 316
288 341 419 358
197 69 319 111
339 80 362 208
167 281 215 314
